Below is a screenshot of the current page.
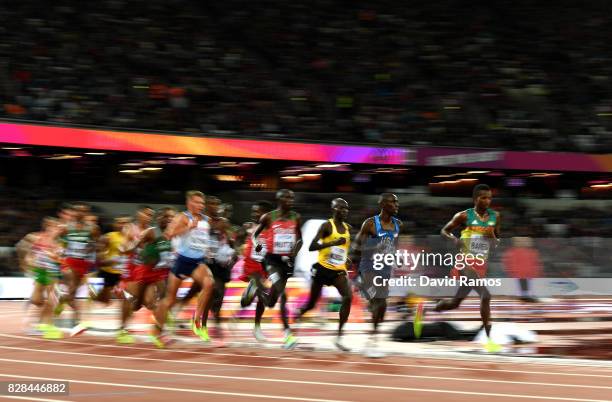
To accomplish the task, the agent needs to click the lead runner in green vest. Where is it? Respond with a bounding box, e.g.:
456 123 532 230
414 184 502 353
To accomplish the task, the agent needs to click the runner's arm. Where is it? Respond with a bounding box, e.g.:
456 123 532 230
121 225 155 253
309 221 343 251
290 214 303 257
493 211 501 248
441 211 467 246
345 223 353 269
140 227 156 246
24 248 36 269
252 213 271 251
95 234 112 268
164 213 193 240
350 218 373 265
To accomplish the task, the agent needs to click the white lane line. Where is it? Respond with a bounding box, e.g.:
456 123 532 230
0 365 609 402
0 396 70 402
0 345 609 388
0 373 347 402
1 333 610 377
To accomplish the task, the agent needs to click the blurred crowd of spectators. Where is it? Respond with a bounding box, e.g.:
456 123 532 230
2 0 612 152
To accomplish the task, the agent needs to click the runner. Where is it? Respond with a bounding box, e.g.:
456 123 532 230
352 193 402 358
151 191 214 347
116 206 155 343
172 197 235 339
55 202 99 333
44 203 74 326
25 217 64 339
117 207 177 344
296 198 353 351
90 215 133 306
201 196 236 340
414 184 502 353
16 227 43 334
138 207 177 313
252 189 302 348
221 202 241 246
82 214 133 343
239 200 274 341
15 217 61 336
83 213 100 274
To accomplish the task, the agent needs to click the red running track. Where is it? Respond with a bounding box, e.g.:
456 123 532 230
0 330 611 402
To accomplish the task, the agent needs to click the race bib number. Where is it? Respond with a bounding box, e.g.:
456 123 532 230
469 236 490 255
273 233 295 254
67 241 89 258
189 223 209 252
250 242 266 262
154 251 175 270
327 246 347 266
69 242 88 250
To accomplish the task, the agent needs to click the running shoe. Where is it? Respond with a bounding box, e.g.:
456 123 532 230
283 329 298 350
190 319 210 342
196 326 210 342
36 323 50 332
241 278 258 307
70 321 91 337
413 301 425 339
334 336 350 352
484 338 503 353
43 325 64 340
363 335 385 358
117 329 135 344
253 325 266 342
149 334 166 349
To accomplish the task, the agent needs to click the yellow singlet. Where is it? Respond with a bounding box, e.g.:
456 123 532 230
101 231 126 274
317 219 350 271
